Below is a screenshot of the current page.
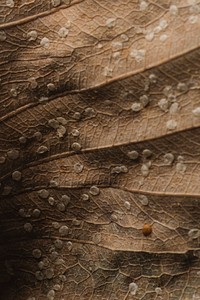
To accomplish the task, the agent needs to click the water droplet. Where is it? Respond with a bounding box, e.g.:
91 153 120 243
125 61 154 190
36 145 48 154
59 225 69 236
54 239 63 249
129 282 138 295
145 31 154 41
188 15 198 24
166 120 177 130
45 268 54 279
32 249 42 259
141 164 149 176
57 202 66 212
103 66 113 77
124 201 131 210
111 41 123 51
71 142 81 151
61 194 70 204
6 0 14 8
39 96 48 103
160 34 168 42
158 98 169 111
0 31 7 41
142 149 152 158
93 233 102 244
127 150 139 160
81 193 89 201
53 284 61 291
169 5 178 15
140 95 149 107
58 27 69 38
47 289 55 300
0 156 6 164
48 196 55 206
7 149 19 160
192 107 200 117
38 189 49 199
159 19 168 30
106 18 116 28
74 162 84 173
131 102 143 112
138 194 149 206
51 0 61 7
27 30 38 41
130 49 146 62
35 270 44 281
111 165 128 174
19 136 27 144
120 34 129 42
24 222 33 232
155 287 162 295
32 208 41 218
48 119 59 129
57 116 67 125
40 37 50 48
163 153 174 165
177 82 188 93
188 228 200 239
176 162 187 174
12 170 22 181
140 1 148 11
33 131 43 141
66 241 73 251
169 102 179 114
2 185 12 195
89 185 100 196
71 129 80 137
57 125 66 138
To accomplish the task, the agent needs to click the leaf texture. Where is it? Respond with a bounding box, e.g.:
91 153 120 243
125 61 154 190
0 1 200 299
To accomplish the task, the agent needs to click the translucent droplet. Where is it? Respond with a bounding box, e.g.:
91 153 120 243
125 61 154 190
6 0 15 8
40 37 50 48
52 222 60 229
106 18 116 28
130 49 146 62
176 162 187 174
48 119 59 129
155 287 162 294
131 102 143 112
27 30 38 41
66 241 73 251
129 282 138 295
35 270 44 281
74 162 84 173
54 239 63 249
47 289 55 300
141 164 149 177
177 82 188 93
51 0 61 7
45 268 54 279
33 131 43 141
127 150 139 160
188 15 198 24
163 153 174 165
47 83 56 91
0 31 7 41
0 156 6 164
192 107 200 117
159 19 168 29
7 149 20 160
89 185 100 196
169 102 179 114
32 208 41 218
48 196 55 206
81 193 90 201
71 129 80 137
140 1 148 11
57 116 67 125
145 31 154 42
38 189 49 199
59 225 69 236
138 194 149 206
140 95 149 107
57 125 66 138
124 201 131 210
61 194 70 205
12 170 22 181
57 202 66 212
32 248 42 259
166 120 177 130
19 136 27 144
103 66 113 77
36 145 48 154
188 228 200 239
24 222 33 232
71 142 81 151
2 185 12 195
160 34 168 42
58 27 69 38
158 98 169 112
142 149 152 158
169 5 178 15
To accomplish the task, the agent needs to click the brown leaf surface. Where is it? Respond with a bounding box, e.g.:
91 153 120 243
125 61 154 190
0 1 200 299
